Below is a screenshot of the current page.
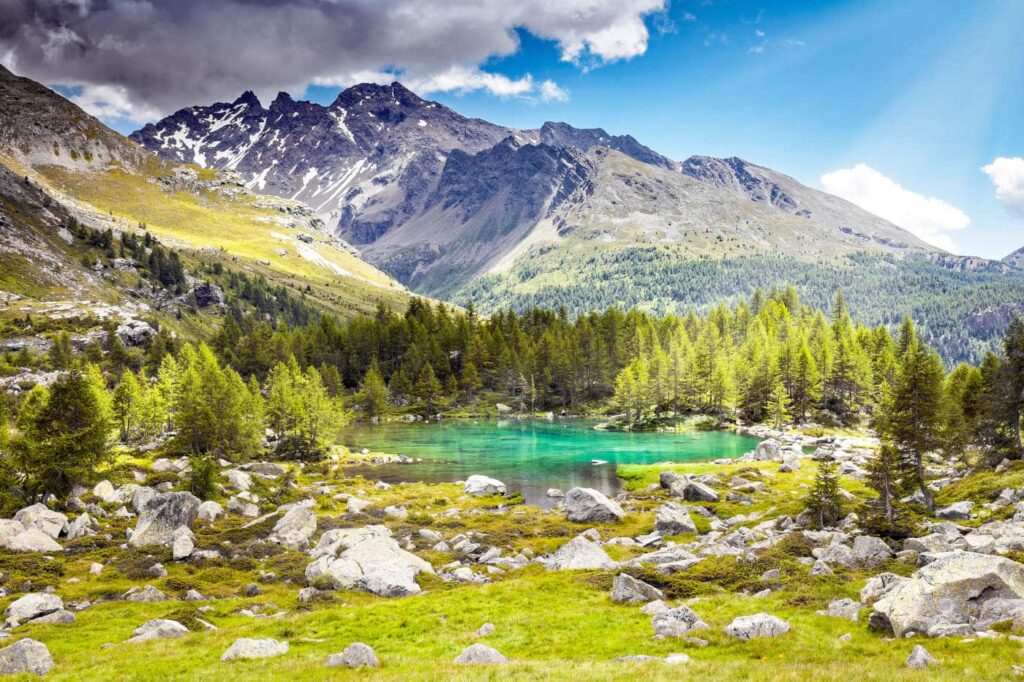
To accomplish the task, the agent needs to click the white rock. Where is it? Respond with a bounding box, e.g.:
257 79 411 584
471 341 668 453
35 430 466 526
724 613 791 639
464 475 506 497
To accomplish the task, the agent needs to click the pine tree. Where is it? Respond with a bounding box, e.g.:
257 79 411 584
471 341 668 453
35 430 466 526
863 442 908 537
460 361 482 401
876 338 946 510
805 461 843 529
13 369 112 500
355 362 389 418
769 379 791 430
414 363 442 409
112 371 142 441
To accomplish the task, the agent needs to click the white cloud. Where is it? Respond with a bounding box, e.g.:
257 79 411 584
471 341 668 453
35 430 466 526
65 83 162 123
981 157 1024 216
539 79 570 103
404 66 536 99
0 0 662 117
821 163 970 252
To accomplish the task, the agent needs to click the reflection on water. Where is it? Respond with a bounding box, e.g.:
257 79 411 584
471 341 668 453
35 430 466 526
340 418 759 508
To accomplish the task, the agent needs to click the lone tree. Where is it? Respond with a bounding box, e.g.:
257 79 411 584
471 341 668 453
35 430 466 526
14 368 112 500
805 461 843 529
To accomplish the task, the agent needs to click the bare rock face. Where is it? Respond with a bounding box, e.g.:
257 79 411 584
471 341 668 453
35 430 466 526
871 551 1024 638
0 639 54 676
563 487 625 523
305 525 433 597
129 492 200 548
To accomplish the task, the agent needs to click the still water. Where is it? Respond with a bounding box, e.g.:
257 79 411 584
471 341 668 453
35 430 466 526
340 418 759 507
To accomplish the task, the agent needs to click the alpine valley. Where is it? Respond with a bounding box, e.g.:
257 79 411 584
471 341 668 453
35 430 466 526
131 82 1024 363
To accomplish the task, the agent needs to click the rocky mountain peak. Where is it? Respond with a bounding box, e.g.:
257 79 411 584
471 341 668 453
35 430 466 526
233 90 261 108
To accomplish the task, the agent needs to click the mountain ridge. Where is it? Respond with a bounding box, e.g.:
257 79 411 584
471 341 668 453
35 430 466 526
131 80 942 298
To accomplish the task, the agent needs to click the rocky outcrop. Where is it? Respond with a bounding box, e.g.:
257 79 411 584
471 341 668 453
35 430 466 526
871 552 1024 637
305 525 433 597
128 492 200 548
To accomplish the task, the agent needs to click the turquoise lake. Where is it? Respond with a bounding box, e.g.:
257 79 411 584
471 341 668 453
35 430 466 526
340 419 760 507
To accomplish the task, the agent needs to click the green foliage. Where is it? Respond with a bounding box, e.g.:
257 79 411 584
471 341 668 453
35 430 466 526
12 367 112 500
354 361 389 418
186 454 218 500
805 462 843 529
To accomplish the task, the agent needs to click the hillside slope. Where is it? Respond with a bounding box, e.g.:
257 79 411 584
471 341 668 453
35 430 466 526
0 65 415 321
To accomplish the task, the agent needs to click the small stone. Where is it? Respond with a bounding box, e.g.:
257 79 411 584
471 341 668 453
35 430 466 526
906 644 936 669
474 622 495 638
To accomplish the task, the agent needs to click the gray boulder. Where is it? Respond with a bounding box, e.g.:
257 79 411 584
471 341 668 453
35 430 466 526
171 527 194 560
872 551 1024 637
4 527 62 553
453 643 509 665
852 536 894 568
127 619 189 643
564 487 625 523
6 593 63 624
270 506 317 551
935 501 973 521
654 502 697 535
724 613 791 639
464 475 506 497
197 501 223 523
0 639 53 676
610 573 665 603
677 481 719 503
13 504 67 540
652 606 710 638
540 535 616 570
751 439 782 460
128 492 200 548
325 642 378 668
221 638 289 661
818 598 862 621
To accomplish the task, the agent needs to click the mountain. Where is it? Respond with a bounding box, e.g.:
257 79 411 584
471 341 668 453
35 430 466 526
0 64 416 327
133 83 939 293
1004 246 1024 268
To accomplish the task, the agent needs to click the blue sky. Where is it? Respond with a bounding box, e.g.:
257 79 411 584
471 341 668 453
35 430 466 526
21 0 1024 259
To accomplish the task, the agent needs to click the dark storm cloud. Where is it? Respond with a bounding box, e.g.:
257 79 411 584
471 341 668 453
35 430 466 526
0 0 666 121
